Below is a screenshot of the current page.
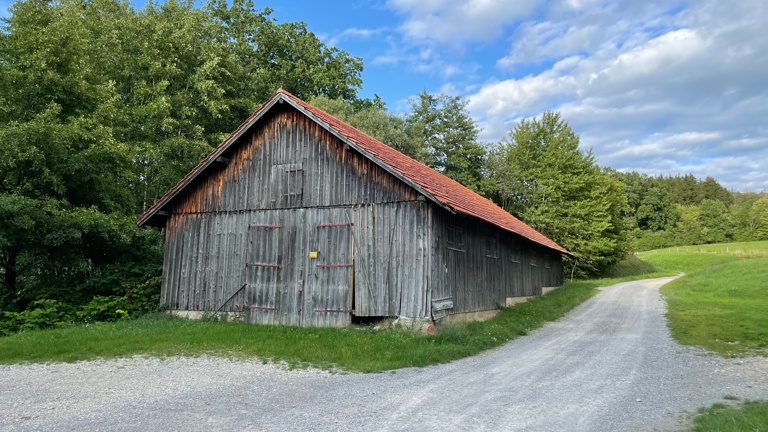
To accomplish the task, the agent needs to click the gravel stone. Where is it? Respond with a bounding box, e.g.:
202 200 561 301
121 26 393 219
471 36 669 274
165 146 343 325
1 276 766 431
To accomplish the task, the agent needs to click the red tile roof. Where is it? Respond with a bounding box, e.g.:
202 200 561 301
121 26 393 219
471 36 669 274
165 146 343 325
138 89 571 256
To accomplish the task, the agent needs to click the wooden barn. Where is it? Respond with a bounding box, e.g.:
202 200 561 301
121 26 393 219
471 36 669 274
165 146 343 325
137 89 571 327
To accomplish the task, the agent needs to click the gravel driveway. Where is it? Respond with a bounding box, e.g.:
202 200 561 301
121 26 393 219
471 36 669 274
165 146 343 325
2 276 767 432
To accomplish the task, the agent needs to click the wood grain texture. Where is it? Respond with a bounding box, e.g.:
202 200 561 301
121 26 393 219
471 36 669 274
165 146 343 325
159 107 564 327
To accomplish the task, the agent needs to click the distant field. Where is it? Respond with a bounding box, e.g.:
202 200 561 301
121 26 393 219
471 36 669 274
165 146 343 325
643 240 768 259
639 241 768 357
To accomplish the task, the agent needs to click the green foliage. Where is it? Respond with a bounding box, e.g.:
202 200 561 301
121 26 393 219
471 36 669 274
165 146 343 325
611 171 742 249
0 0 361 330
732 192 767 241
753 198 768 240
598 255 657 279
309 95 429 162
675 204 702 245
405 91 487 192
489 111 629 276
77 296 130 323
633 229 677 251
0 299 75 336
685 400 768 432
637 186 678 231
698 199 732 243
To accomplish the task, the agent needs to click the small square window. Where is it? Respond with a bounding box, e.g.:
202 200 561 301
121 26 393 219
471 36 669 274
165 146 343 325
270 163 303 207
446 225 465 252
510 238 521 263
484 236 497 258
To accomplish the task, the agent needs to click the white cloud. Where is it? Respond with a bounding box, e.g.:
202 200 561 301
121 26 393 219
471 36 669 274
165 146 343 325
463 0 768 191
387 0 542 44
326 27 385 47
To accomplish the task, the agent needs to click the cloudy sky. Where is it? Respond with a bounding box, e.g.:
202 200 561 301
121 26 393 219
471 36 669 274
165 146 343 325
2 0 766 191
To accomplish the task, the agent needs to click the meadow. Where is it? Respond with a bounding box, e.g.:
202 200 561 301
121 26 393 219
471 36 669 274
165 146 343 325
640 240 768 356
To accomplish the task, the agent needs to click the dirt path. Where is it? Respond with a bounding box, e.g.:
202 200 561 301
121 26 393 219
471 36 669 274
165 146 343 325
2 276 766 431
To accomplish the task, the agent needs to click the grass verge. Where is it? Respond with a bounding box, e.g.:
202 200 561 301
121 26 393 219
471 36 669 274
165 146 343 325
639 241 768 357
0 277 615 372
684 399 768 431
658 258 768 356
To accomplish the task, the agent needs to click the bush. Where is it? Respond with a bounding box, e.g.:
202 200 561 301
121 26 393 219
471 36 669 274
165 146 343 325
634 230 676 251
77 296 130 323
0 299 75 335
0 275 162 337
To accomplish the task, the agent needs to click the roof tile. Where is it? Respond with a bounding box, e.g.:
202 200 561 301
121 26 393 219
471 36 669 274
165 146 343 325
138 89 570 256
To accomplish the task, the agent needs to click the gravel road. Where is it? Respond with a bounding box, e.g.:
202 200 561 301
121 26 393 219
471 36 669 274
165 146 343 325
2 276 767 432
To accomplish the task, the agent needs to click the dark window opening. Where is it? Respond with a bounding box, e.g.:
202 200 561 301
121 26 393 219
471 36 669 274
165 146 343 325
510 238 521 263
485 235 497 258
446 225 465 252
271 163 303 207
545 253 551 269
530 250 537 266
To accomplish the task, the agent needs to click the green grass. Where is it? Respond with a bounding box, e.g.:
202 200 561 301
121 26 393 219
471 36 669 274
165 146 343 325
598 254 658 278
659 258 768 356
0 276 624 371
684 400 768 431
638 241 768 357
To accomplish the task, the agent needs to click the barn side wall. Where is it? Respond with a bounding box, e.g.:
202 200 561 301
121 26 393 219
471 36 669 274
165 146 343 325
429 205 564 317
160 108 429 322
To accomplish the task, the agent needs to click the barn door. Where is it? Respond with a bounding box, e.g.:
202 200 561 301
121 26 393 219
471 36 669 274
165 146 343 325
244 210 304 325
302 208 353 327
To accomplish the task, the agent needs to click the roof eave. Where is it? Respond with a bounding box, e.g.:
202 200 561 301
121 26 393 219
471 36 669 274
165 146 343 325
136 93 286 227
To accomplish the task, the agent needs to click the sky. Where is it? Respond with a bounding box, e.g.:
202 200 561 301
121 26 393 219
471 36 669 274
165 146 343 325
1 0 766 192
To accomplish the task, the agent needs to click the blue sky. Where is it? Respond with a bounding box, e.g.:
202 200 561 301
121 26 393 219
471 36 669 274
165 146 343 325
2 0 767 192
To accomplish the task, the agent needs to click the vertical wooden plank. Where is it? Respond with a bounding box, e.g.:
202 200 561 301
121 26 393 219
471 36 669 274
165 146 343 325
160 216 176 309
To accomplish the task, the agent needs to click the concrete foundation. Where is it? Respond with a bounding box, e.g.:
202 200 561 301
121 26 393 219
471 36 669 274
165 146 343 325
169 310 244 322
505 296 535 307
392 317 436 334
438 309 500 325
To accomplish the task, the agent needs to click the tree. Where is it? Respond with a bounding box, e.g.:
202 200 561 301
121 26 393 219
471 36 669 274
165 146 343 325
666 174 702 205
700 176 733 206
0 0 364 317
674 205 702 245
490 111 629 276
309 95 428 163
732 191 766 241
753 198 768 240
698 199 732 243
637 186 678 232
405 91 487 192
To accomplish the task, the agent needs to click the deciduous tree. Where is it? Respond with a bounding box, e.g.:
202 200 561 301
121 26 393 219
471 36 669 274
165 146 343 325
489 111 628 276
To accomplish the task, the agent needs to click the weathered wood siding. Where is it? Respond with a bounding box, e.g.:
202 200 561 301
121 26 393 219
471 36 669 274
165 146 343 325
352 201 430 318
159 105 563 326
170 107 419 216
160 107 429 325
429 206 563 316
161 212 248 313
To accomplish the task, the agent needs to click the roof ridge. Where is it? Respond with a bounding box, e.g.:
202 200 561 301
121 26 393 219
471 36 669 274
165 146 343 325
137 90 571 256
